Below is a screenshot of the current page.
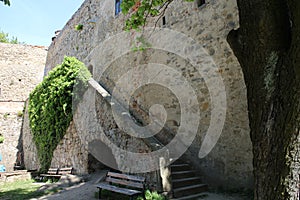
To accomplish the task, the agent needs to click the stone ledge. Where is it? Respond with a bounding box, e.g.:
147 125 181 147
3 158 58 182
0 170 32 183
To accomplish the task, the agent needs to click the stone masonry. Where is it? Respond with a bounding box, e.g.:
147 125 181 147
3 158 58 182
0 43 47 172
23 0 253 190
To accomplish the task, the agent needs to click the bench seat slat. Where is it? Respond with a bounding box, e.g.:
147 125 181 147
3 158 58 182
107 172 145 182
46 168 59 175
48 168 58 170
59 167 73 170
47 172 58 175
105 177 144 189
40 174 61 177
40 167 73 180
58 167 73 175
97 183 142 196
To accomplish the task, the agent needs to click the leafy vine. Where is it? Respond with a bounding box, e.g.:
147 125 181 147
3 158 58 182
29 56 91 172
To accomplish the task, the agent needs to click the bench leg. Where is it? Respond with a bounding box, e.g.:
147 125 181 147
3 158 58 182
98 188 102 199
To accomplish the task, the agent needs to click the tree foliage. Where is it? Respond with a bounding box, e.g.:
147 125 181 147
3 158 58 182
0 30 19 44
121 0 174 30
0 0 10 6
29 57 91 172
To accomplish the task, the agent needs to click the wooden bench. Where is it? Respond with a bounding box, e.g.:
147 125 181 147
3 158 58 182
96 172 145 200
40 167 73 181
57 167 73 175
40 168 59 180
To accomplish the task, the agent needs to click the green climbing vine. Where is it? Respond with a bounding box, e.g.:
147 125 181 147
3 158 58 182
29 56 91 172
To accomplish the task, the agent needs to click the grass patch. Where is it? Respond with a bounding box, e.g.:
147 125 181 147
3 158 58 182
0 179 60 200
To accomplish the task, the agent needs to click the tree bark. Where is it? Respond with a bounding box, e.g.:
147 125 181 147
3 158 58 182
228 0 300 199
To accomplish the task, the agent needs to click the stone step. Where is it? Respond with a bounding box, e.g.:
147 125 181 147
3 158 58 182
171 192 208 200
170 163 191 172
172 176 202 188
173 184 208 198
171 170 197 179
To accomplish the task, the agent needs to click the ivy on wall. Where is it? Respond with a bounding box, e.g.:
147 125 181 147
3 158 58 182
29 56 91 172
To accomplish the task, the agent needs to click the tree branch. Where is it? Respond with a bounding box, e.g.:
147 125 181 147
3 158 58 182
154 0 173 28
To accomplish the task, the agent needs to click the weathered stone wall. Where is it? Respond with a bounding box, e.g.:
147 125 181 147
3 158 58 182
0 43 47 172
23 107 89 175
0 110 23 172
72 83 158 181
50 121 89 175
0 43 46 101
22 101 40 171
43 0 253 190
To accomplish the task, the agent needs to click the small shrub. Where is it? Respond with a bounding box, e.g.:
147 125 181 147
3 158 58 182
0 135 4 143
0 30 21 44
17 110 23 118
3 113 9 119
138 190 167 200
75 24 83 31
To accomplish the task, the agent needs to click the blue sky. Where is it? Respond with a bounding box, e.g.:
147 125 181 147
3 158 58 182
0 0 84 46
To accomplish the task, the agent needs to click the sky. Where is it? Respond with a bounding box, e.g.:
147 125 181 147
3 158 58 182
0 0 84 46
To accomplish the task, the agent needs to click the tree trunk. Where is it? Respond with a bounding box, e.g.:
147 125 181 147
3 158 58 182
228 0 300 199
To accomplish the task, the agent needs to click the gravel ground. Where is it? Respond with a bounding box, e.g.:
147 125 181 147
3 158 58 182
34 171 107 200
33 171 251 200
197 192 251 200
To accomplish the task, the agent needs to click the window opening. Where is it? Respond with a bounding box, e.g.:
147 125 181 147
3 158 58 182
162 16 166 26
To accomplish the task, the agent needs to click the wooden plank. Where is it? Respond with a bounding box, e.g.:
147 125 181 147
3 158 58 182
40 174 61 178
60 167 73 170
57 167 73 175
97 183 142 196
96 172 145 199
105 177 144 189
107 172 145 182
47 168 59 175
58 170 73 174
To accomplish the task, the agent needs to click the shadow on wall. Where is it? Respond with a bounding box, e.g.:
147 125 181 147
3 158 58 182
88 140 118 171
88 153 108 173
15 103 26 170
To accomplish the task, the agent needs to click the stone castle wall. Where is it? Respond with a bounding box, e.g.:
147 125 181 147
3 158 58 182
32 0 253 190
0 43 47 171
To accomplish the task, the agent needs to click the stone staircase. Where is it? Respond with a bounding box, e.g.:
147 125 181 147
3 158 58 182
89 79 208 199
171 160 208 199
